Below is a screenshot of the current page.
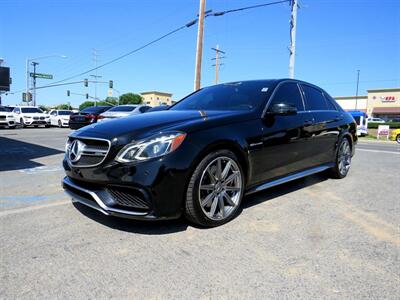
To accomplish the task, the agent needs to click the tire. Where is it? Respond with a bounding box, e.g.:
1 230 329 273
58 120 62 128
396 134 400 144
20 118 26 128
329 138 352 179
185 150 245 227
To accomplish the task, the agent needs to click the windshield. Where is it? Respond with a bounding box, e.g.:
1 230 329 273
108 106 137 112
171 81 273 111
0 107 7 112
58 110 72 115
21 107 43 113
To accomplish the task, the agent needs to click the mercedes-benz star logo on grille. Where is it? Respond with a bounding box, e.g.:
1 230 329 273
68 140 86 163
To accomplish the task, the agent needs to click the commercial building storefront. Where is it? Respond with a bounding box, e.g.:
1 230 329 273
140 91 173 107
335 88 400 120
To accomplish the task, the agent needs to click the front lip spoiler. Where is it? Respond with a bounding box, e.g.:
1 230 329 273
62 176 153 219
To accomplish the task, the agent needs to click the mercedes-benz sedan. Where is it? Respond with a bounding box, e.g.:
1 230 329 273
63 79 357 227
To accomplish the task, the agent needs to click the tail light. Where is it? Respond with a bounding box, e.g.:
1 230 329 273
97 115 105 119
85 114 96 119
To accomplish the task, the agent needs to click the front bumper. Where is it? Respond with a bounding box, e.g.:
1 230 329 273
62 176 164 220
0 118 15 127
23 119 48 126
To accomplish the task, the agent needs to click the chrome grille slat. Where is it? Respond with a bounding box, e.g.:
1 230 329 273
66 136 111 168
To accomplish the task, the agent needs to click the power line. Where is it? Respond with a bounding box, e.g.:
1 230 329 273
207 0 290 17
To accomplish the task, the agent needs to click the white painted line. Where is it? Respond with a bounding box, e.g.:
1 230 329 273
357 149 400 155
0 200 70 217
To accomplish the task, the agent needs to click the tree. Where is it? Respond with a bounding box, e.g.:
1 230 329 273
55 104 71 110
102 97 118 106
38 105 50 112
79 101 95 110
119 93 142 105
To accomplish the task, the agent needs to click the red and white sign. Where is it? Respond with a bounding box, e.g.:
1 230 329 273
380 96 397 102
377 125 390 139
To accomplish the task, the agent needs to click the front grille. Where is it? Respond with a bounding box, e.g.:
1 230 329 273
67 137 110 167
107 188 150 210
40 117 45 120
33 117 39 120
0 116 5 120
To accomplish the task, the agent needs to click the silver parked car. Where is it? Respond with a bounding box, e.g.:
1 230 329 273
97 105 151 122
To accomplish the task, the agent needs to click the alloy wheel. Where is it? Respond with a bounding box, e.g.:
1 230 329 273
338 139 351 176
198 156 242 221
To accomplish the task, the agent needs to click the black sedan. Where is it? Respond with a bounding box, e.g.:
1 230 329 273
63 79 357 227
69 106 112 129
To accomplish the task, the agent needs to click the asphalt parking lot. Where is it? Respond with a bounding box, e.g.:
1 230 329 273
1 128 399 299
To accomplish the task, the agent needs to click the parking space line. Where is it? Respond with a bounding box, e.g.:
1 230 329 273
0 200 70 217
357 149 400 155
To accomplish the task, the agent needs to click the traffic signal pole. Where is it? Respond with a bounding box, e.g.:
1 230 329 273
31 62 39 106
288 0 298 79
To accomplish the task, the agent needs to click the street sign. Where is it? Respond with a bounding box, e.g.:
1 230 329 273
107 89 113 97
29 72 53 79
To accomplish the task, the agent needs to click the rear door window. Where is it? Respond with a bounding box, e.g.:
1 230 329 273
302 85 328 111
268 82 304 112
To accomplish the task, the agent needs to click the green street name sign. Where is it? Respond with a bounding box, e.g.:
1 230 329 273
30 72 53 79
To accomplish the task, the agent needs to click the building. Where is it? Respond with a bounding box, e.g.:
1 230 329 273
140 91 173 107
335 88 400 120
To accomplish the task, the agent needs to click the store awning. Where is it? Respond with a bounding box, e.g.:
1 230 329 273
372 107 400 114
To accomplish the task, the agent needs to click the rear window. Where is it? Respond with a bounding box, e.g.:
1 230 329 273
81 106 110 113
302 85 328 111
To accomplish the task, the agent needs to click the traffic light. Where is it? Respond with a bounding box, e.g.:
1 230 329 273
84 78 88 87
28 92 32 101
86 93 89 99
109 80 113 89
67 90 70 96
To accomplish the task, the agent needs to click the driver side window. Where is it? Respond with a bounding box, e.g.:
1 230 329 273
268 82 305 112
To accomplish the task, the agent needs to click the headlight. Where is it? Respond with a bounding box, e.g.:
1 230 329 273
116 132 186 163
7 115 13 118
45 116 50 119
65 139 71 153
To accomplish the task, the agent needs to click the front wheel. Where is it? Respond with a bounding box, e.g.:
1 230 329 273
329 138 352 179
58 120 62 128
20 118 26 128
396 134 400 144
185 150 244 227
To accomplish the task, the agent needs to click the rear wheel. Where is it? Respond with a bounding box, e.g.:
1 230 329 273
396 134 400 144
185 150 244 227
329 138 352 179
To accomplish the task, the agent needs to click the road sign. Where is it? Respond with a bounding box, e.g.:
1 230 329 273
29 72 53 79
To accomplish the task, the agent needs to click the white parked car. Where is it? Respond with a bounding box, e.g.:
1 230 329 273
97 105 152 122
0 106 16 128
13 106 50 127
48 109 73 127
367 117 385 123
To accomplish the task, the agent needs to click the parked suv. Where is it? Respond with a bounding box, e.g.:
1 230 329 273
63 79 357 227
13 106 50 127
0 106 16 128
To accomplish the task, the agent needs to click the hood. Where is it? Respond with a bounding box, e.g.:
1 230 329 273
72 110 253 144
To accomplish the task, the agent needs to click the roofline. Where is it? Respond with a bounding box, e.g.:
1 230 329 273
367 88 400 93
140 91 173 96
334 96 368 100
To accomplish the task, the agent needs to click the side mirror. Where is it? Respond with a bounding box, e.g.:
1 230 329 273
267 103 297 116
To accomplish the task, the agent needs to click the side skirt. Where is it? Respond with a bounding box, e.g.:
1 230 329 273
245 163 334 195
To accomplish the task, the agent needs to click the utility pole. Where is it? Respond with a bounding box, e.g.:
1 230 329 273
31 62 39 106
211 45 225 84
194 0 206 91
91 48 101 106
25 59 30 106
355 69 360 110
288 0 298 79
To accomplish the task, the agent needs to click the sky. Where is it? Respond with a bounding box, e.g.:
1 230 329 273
1 0 399 108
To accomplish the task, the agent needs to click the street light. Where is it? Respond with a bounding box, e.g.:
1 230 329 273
25 54 67 106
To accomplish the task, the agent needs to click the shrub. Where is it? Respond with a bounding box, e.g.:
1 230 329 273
367 122 400 129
